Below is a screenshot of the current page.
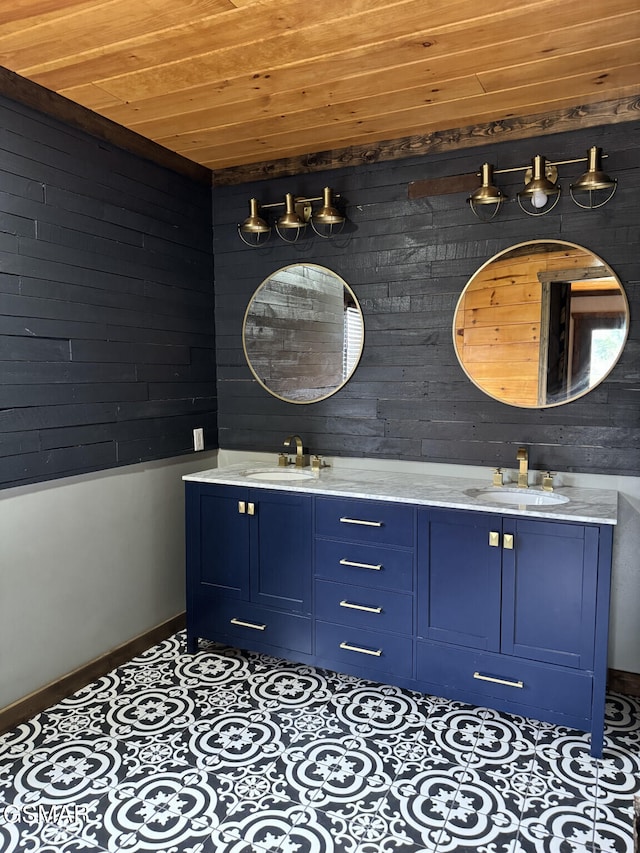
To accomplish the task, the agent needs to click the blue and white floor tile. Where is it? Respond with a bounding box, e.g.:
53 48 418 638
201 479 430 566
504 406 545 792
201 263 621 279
0 632 638 852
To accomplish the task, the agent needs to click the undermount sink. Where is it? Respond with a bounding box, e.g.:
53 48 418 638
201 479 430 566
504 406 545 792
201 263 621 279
242 467 316 482
467 487 569 506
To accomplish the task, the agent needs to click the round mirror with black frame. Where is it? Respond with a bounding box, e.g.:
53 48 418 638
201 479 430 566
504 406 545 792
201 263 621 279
453 240 629 408
242 263 364 404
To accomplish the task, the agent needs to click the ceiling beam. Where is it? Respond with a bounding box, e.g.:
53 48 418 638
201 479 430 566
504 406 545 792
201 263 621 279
213 94 640 186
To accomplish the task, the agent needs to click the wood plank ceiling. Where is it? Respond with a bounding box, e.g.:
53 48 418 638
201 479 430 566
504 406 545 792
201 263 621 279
0 0 638 183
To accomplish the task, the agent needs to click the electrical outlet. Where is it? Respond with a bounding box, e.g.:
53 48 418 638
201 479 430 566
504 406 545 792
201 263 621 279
193 427 204 451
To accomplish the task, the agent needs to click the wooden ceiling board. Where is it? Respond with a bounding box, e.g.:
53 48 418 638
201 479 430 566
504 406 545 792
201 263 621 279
0 0 108 35
0 0 637 177
124 20 640 146
10 0 405 84
478 40 640 93
152 76 487 150
0 0 236 73
192 70 640 169
106 10 640 138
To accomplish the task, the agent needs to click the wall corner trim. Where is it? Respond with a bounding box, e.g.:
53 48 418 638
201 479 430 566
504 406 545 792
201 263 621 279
608 668 640 698
0 612 186 736
0 66 212 185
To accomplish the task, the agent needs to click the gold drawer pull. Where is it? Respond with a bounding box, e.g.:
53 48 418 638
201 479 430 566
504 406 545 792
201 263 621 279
339 599 383 614
339 558 382 571
339 517 383 527
473 671 523 689
339 641 382 657
489 531 499 547
503 533 514 550
230 618 266 631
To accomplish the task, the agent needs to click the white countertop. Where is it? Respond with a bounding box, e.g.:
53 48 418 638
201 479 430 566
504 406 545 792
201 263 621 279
184 462 618 525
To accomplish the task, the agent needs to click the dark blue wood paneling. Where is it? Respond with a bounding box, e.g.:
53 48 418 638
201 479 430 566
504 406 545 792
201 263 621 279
0 94 217 488
212 121 640 476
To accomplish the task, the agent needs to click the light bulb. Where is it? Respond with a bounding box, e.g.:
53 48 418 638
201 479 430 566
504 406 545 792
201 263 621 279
531 190 548 209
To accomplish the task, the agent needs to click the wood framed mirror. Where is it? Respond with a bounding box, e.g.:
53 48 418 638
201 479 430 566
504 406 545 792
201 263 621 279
242 263 364 404
453 240 629 408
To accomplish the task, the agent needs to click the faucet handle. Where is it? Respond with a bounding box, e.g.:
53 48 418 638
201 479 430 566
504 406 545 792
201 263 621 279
542 471 555 492
492 468 504 487
312 455 330 474
278 452 291 468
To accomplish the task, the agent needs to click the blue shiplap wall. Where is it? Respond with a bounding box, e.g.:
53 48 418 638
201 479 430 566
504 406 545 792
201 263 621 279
0 95 217 488
212 121 639 475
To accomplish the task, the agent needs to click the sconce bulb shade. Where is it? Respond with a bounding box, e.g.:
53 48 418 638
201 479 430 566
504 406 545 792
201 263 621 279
238 197 272 246
519 155 560 198
239 198 271 233
276 193 307 230
572 146 616 192
310 186 346 237
517 155 561 216
569 146 617 209
468 163 506 204
468 163 506 220
312 187 345 225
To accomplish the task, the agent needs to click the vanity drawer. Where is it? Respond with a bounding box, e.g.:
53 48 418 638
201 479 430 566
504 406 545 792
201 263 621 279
192 596 312 654
315 497 414 547
416 641 592 720
315 538 413 591
315 579 413 635
316 620 413 679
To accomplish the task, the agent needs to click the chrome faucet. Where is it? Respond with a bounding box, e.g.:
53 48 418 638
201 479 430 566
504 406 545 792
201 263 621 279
283 434 309 468
516 447 528 488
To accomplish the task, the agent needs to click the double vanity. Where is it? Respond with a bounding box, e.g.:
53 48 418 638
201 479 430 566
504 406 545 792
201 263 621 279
184 239 627 759
184 458 617 757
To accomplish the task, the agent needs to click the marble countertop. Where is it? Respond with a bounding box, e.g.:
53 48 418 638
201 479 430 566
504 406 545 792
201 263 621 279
184 463 618 525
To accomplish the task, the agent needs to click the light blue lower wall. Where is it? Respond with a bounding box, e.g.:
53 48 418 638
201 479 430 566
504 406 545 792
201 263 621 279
0 452 216 711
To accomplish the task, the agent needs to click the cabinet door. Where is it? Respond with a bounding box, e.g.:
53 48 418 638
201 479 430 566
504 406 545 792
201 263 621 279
250 488 312 614
417 508 502 652
501 519 597 669
187 483 250 599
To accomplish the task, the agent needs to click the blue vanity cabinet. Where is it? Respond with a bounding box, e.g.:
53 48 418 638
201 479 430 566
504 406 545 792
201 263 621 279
185 482 312 657
416 507 613 756
185 480 613 757
416 508 502 651
313 496 416 682
500 517 599 670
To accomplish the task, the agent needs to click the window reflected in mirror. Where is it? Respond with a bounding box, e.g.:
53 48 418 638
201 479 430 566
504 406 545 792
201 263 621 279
243 264 364 404
453 241 628 408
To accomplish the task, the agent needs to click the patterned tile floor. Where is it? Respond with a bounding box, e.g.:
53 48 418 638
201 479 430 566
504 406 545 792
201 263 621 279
0 632 638 853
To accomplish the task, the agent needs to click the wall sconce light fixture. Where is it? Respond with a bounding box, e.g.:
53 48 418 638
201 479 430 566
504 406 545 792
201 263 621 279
467 146 617 221
467 162 508 220
238 187 345 247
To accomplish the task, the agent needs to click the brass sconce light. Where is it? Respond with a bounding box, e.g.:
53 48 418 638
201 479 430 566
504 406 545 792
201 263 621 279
570 145 618 209
467 146 617 220
238 187 345 247
517 154 561 216
467 163 508 220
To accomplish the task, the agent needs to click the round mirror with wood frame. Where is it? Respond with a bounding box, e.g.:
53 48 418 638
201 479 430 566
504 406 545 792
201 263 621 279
243 263 364 404
453 240 628 408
